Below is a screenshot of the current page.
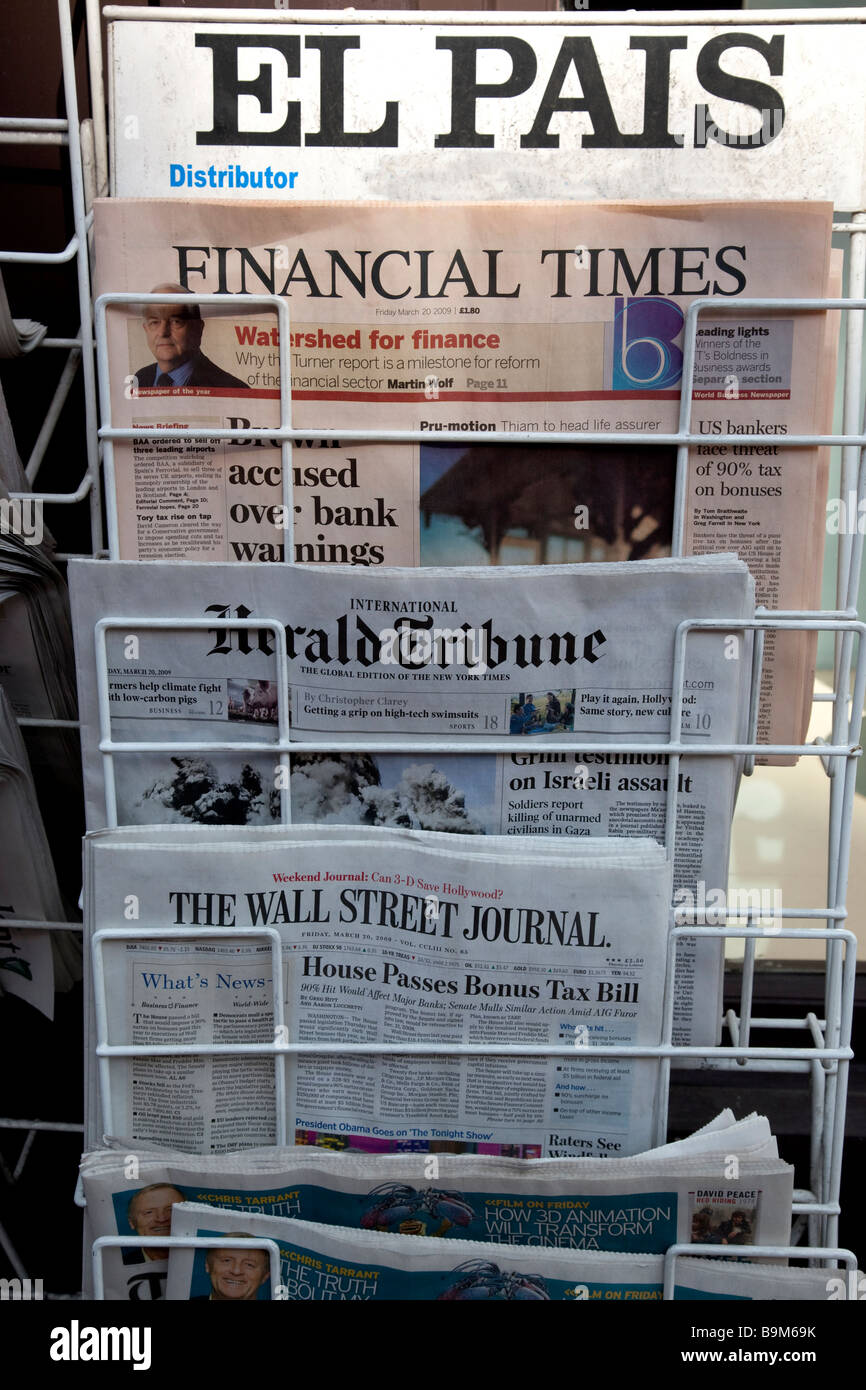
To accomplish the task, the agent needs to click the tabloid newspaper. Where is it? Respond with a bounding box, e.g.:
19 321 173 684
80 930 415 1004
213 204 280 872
80 1116 793 1301
84 827 672 1164
92 199 834 754
164 1202 848 1302
69 554 754 1046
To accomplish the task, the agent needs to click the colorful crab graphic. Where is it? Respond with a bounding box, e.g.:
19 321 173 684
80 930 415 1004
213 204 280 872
438 1260 551 1301
361 1183 476 1237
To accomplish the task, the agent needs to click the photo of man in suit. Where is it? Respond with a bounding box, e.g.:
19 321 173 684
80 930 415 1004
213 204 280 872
134 283 248 391
194 1239 271 1301
123 1182 185 1263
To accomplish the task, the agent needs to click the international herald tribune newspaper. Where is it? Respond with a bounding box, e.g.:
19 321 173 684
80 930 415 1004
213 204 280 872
71 554 754 1052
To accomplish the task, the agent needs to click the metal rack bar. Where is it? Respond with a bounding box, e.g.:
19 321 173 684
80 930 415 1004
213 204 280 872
662 1245 859 1301
84 273 866 1277
3 1 863 1296
86 923 855 1153
91 926 288 1144
0 2 106 1234
94 292 292 564
84 604 864 1210
89 614 864 839
0 3 103 544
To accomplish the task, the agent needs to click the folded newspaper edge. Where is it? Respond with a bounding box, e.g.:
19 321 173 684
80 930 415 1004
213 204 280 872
84 829 673 1162
81 1109 790 1300
165 1202 850 1302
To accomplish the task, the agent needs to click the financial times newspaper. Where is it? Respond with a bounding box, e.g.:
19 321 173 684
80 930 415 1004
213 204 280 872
165 1203 844 1302
85 828 671 1167
93 199 834 752
70 554 754 1045
81 1127 793 1300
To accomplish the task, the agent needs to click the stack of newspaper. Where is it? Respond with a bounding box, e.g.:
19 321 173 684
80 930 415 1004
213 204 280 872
0 507 75 729
84 825 672 1159
81 1108 788 1300
0 688 76 1015
80 1108 822 1301
71 552 754 1048
0 400 82 880
167 1204 849 1302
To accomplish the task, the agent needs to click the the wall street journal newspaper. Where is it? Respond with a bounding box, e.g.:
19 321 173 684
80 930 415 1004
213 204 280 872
84 829 672 1169
93 199 834 753
81 1126 793 1300
70 554 754 1045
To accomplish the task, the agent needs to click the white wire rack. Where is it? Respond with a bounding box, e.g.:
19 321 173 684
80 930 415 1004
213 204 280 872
0 0 109 1286
80 33 866 1292
0 0 863 1299
81 598 862 1250
0 0 106 549
86 274 866 1278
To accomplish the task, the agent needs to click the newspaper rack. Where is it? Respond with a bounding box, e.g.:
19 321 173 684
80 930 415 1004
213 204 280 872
82 202 866 1296
1 1 864 1299
82 599 862 1267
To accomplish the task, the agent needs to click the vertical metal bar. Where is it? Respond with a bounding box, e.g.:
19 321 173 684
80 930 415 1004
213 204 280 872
738 937 756 1056
270 931 288 1146
808 1059 826 1250
824 932 857 1251
275 620 292 828
655 609 690 1147
279 294 295 564
671 446 688 558
671 301 701 554
91 932 116 1135
84 0 108 198
822 627 865 1208
824 230 864 1220
57 0 103 555
843 434 866 615
837 217 866 626
93 295 120 558
278 300 294 824
742 621 765 777
94 621 119 828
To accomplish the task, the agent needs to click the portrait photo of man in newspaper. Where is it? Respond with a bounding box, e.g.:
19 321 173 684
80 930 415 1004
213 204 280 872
191 1237 271 1301
122 1182 185 1264
134 283 248 392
